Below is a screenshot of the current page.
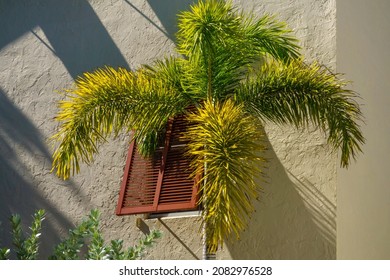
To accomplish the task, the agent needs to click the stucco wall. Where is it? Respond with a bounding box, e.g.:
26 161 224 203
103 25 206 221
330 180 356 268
337 0 390 259
0 0 336 259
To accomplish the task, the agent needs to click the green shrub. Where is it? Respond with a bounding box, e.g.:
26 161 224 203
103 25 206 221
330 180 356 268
0 209 161 260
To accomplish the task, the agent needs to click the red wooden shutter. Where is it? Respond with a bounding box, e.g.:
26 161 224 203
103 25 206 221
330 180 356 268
116 113 199 215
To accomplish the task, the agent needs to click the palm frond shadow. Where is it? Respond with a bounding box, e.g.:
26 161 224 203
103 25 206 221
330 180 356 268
287 171 336 248
146 0 196 41
225 135 336 259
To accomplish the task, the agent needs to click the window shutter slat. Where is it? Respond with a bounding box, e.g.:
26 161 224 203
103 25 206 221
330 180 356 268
116 141 162 215
155 112 199 212
116 109 199 216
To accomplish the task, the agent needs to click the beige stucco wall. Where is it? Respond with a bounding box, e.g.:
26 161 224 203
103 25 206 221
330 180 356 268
0 0 336 259
337 0 390 259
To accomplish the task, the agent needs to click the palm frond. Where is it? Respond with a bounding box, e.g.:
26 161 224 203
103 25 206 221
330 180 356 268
179 45 250 101
177 0 244 101
184 99 266 251
176 0 301 101
177 0 239 60
142 57 192 99
52 66 188 179
241 14 301 62
236 60 364 167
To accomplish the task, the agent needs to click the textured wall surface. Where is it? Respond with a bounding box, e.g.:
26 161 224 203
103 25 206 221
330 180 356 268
0 0 336 259
337 0 390 259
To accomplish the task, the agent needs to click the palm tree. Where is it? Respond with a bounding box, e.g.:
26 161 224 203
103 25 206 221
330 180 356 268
51 0 364 257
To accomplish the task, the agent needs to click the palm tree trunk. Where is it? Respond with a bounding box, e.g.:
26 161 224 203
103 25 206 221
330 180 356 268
202 58 217 260
202 220 208 260
201 158 216 260
202 223 216 260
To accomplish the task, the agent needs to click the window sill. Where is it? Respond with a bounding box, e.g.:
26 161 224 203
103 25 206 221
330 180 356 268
147 210 202 220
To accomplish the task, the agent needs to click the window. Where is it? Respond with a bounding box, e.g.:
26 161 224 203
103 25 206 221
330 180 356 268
116 112 200 215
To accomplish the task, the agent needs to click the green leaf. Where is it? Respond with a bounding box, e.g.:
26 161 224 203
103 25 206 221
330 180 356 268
0 248 10 260
184 99 266 251
236 60 364 167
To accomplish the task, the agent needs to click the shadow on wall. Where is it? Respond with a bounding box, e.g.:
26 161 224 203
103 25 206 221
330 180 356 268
0 0 129 78
226 138 336 259
146 0 196 40
0 89 75 258
143 216 203 260
0 0 130 257
158 218 200 260
122 0 194 42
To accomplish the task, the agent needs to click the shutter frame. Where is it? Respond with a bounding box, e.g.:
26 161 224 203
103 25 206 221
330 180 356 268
116 140 162 215
116 113 200 215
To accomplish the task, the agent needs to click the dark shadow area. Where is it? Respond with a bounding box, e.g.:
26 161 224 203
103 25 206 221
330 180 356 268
0 89 74 258
0 0 132 258
226 135 336 259
0 89 92 258
0 0 129 78
0 91 51 160
125 0 196 41
124 0 171 39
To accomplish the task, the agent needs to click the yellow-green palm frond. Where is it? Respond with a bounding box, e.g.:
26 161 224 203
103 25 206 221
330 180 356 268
177 44 251 101
52 66 188 179
142 57 189 97
241 14 301 62
236 60 364 167
177 1 299 63
177 0 240 59
184 99 266 251
177 0 244 100
176 0 301 101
